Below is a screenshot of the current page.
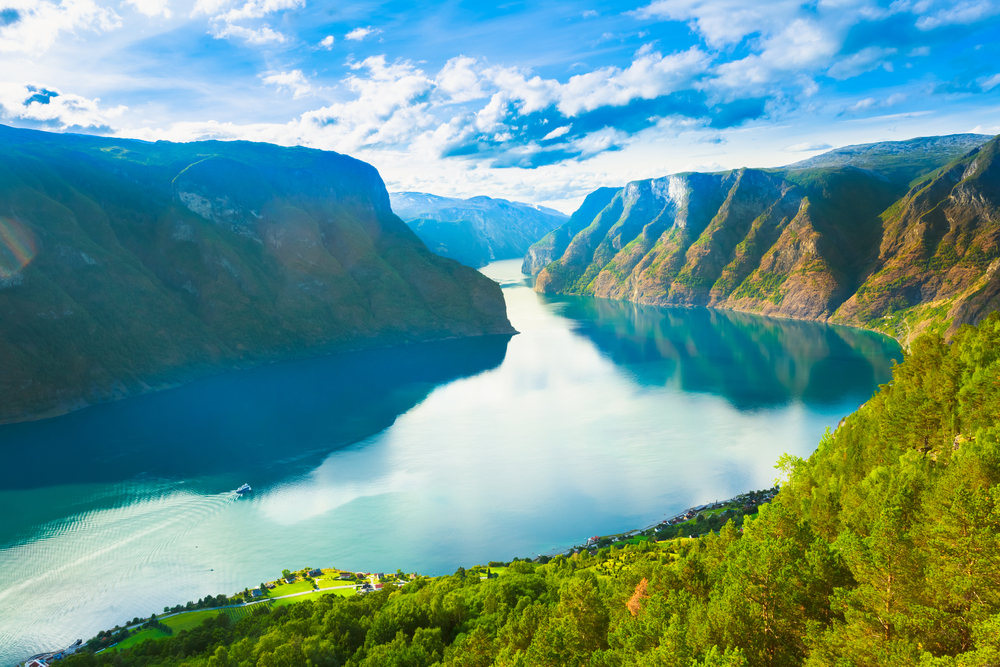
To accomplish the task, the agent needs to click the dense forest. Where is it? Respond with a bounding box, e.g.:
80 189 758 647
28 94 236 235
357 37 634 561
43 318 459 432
62 313 1000 667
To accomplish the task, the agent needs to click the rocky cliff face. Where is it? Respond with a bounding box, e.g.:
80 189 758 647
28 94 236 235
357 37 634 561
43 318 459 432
390 192 567 268
0 125 514 423
835 136 1000 339
528 134 1000 342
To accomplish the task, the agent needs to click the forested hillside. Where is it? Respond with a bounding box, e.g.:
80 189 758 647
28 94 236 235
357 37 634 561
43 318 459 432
61 313 1000 665
0 125 513 423
528 134 1000 343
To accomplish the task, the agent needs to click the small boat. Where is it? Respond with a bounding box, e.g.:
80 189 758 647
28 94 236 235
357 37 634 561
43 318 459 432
236 483 252 495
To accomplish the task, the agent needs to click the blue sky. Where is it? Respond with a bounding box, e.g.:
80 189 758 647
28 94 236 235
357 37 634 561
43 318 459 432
1 0 1000 210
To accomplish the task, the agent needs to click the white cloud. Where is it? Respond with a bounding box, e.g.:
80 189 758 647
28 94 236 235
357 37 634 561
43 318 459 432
261 69 313 98
916 0 1000 30
319 35 334 49
123 0 171 18
0 82 126 129
295 56 435 151
211 22 285 43
196 0 302 45
582 9 598 18
784 142 832 151
633 0 803 48
214 0 302 23
980 73 1000 91
844 97 877 113
480 46 709 118
435 56 486 103
0 0 121 54
345 26 381 41
827 46 897 80
711 18 839 92
542 125 571 140
841 92 906 114
908 46 930 56
554 46 709 115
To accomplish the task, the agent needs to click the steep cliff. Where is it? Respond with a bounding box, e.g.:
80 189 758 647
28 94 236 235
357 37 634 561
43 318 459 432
528 134 1000 340
390 192 566 268
0 125 514 423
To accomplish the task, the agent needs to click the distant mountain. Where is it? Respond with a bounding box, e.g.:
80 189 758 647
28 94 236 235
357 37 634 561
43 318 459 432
389 192 567 267
527 134 1000 342
783 133 991 184
0 125 514 423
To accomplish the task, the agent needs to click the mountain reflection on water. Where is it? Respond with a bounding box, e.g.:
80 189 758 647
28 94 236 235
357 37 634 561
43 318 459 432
0 336 511 492
555 296 899 409
0 260 902 664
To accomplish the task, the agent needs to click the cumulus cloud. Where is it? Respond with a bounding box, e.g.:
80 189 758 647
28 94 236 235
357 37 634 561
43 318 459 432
0 0 121 53
261 69 313 98
633 0 803 48
0 82 126 130
211 0 301 23
319 35 334 49
477 47 709 118
296 56 435 150
212 22 285 43
553 46 709 115
197 0 302 45
345 26 380 41
123 0 171 18
435 56 487 103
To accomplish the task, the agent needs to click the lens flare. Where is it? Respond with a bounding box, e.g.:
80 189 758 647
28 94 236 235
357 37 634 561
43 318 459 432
0 217 36 280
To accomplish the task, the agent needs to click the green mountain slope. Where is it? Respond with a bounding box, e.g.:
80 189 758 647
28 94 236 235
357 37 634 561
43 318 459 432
529 134 1000 341
389 192 567 268
0 125 514 423
58 314 1000 666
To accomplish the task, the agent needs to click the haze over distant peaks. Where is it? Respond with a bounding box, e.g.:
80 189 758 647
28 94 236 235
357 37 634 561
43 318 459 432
783 134 992 180
390 192 567 268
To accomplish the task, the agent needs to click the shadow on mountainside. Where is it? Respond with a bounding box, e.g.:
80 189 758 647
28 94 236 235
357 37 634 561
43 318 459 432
0 334 511 491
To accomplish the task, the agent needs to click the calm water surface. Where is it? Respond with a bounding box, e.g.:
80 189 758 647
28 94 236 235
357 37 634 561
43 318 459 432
0 260 902 661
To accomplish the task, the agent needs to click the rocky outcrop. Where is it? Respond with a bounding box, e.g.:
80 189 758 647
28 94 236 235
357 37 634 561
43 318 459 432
0 124 514 423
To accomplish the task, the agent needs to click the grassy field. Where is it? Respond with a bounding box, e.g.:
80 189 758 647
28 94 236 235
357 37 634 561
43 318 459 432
163 610 222 634
270 579 316 596
271 588 356 609
316 575 356 589
112 628 171 651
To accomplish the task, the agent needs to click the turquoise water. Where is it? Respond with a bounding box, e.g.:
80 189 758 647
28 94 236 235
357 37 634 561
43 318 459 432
0 260 901 662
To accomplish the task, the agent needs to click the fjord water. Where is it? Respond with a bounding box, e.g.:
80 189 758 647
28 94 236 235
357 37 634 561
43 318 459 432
0 260 901 661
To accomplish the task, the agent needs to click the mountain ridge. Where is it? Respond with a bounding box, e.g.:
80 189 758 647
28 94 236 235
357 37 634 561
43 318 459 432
528 134 1000 343
0 125 514 424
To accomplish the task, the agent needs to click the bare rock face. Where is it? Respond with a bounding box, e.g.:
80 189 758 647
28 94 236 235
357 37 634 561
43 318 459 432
526 134 1000 341
0 124 514 423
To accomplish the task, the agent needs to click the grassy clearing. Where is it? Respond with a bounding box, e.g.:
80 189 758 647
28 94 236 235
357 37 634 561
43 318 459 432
113 628 170 651
271 588 355 609
316 575 356 589
163 610 221 634
270 579 316 596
